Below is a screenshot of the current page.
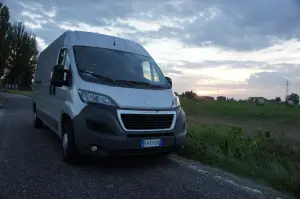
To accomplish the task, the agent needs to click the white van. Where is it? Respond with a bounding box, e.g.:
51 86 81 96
32 31 186 164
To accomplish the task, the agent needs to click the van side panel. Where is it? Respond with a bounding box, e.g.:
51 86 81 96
33 33 67 134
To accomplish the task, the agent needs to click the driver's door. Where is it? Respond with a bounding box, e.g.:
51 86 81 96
48 47 70 134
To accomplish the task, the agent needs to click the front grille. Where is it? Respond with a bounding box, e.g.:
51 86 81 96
120 114 174 130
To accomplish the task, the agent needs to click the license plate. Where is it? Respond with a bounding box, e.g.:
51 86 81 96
141 139 162 148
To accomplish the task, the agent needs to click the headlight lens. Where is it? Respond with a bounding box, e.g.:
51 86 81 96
78 89 117 106
171 96 180 108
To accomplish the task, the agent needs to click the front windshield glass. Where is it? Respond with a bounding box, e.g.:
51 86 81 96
73 46 170 89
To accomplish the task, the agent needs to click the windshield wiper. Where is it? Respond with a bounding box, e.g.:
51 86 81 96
79 70 137 87
115 80 164 88
79 70 116 82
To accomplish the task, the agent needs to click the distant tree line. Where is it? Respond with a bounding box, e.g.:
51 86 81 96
0 3 38 89
179 90 300 105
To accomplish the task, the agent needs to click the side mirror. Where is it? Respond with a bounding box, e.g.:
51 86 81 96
166 76 172 88
50 65 70 87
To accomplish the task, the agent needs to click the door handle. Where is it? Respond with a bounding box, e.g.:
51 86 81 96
34 80 43 84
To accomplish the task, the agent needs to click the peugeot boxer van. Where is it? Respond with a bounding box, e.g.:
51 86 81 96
32 31 186 164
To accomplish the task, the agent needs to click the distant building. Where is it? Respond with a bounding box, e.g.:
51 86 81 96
217 96 226 101
197 96 214 101
248 97 267 105
248 97 267 102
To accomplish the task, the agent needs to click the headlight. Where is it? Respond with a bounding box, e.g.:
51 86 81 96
78 89 117 106
171 96 180 108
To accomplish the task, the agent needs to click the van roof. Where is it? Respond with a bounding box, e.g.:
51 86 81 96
64 31 151 57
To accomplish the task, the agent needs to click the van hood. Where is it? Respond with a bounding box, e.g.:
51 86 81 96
80 82 176 109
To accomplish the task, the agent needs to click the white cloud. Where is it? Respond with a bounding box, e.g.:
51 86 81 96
118 19 162 32
41 8 56 18
5 0 300 99
24 20 47 29
35 37 47 51
57 21 136 36
21 11 43 20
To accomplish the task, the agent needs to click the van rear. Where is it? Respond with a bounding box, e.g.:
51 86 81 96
32 31 186 163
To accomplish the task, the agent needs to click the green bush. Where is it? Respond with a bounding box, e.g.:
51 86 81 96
181 123 300 195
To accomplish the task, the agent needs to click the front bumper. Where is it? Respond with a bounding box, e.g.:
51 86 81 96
72 104 186 156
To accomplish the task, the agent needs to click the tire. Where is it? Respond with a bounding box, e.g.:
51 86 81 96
62 120 79 164
33 110 43 129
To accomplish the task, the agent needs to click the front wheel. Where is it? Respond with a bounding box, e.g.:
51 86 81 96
62 120 79 164
33 111 43 129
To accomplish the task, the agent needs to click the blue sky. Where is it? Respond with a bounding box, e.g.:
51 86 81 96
3 0 300 99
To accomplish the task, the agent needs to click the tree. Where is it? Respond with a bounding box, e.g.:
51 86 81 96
0 3 10 77
275 97 281 103
217 96 226 101
286 93 299 105
5 22 38 88
182 90 198 99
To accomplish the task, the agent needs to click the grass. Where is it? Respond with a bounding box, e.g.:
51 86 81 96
0 88 32 97
180 98 300 197
181 98 300 126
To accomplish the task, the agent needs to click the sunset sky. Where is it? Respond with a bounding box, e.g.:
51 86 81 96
4 0 300 100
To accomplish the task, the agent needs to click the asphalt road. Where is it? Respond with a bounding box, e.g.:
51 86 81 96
0 94 294 199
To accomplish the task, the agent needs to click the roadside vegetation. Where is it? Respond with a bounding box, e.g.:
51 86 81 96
0 88 32 97
181 98 300 197
0 3 38 91
182 98 300 126
0 95 5 103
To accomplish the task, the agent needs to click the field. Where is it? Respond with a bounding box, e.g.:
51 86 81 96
180 98 300 196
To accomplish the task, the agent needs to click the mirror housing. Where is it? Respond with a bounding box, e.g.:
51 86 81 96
50 65 70 87
166 76 172 88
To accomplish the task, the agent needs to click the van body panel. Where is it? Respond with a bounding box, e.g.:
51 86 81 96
68 31 151 57
76 81 175 109
32 30 186 156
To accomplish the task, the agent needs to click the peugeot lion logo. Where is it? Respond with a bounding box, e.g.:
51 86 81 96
144 100 151 106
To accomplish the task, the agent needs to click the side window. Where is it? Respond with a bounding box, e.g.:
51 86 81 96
142 61 159 82
57 49 67 66
64 53 71 69
142 61 151 80
55 48 71 82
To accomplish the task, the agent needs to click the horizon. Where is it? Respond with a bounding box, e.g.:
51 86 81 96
3 0 300 100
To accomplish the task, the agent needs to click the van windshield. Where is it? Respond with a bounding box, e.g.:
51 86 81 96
73 46 170 89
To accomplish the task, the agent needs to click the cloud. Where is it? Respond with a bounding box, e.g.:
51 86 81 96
57 21 136 36
3 0 300 99
35 37 47 51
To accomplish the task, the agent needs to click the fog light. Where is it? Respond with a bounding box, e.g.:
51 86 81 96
91 145 98 152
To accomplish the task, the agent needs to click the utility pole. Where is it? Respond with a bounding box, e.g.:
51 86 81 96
285 79 289 101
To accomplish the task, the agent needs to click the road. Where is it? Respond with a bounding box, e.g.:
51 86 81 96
0 94 293 199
